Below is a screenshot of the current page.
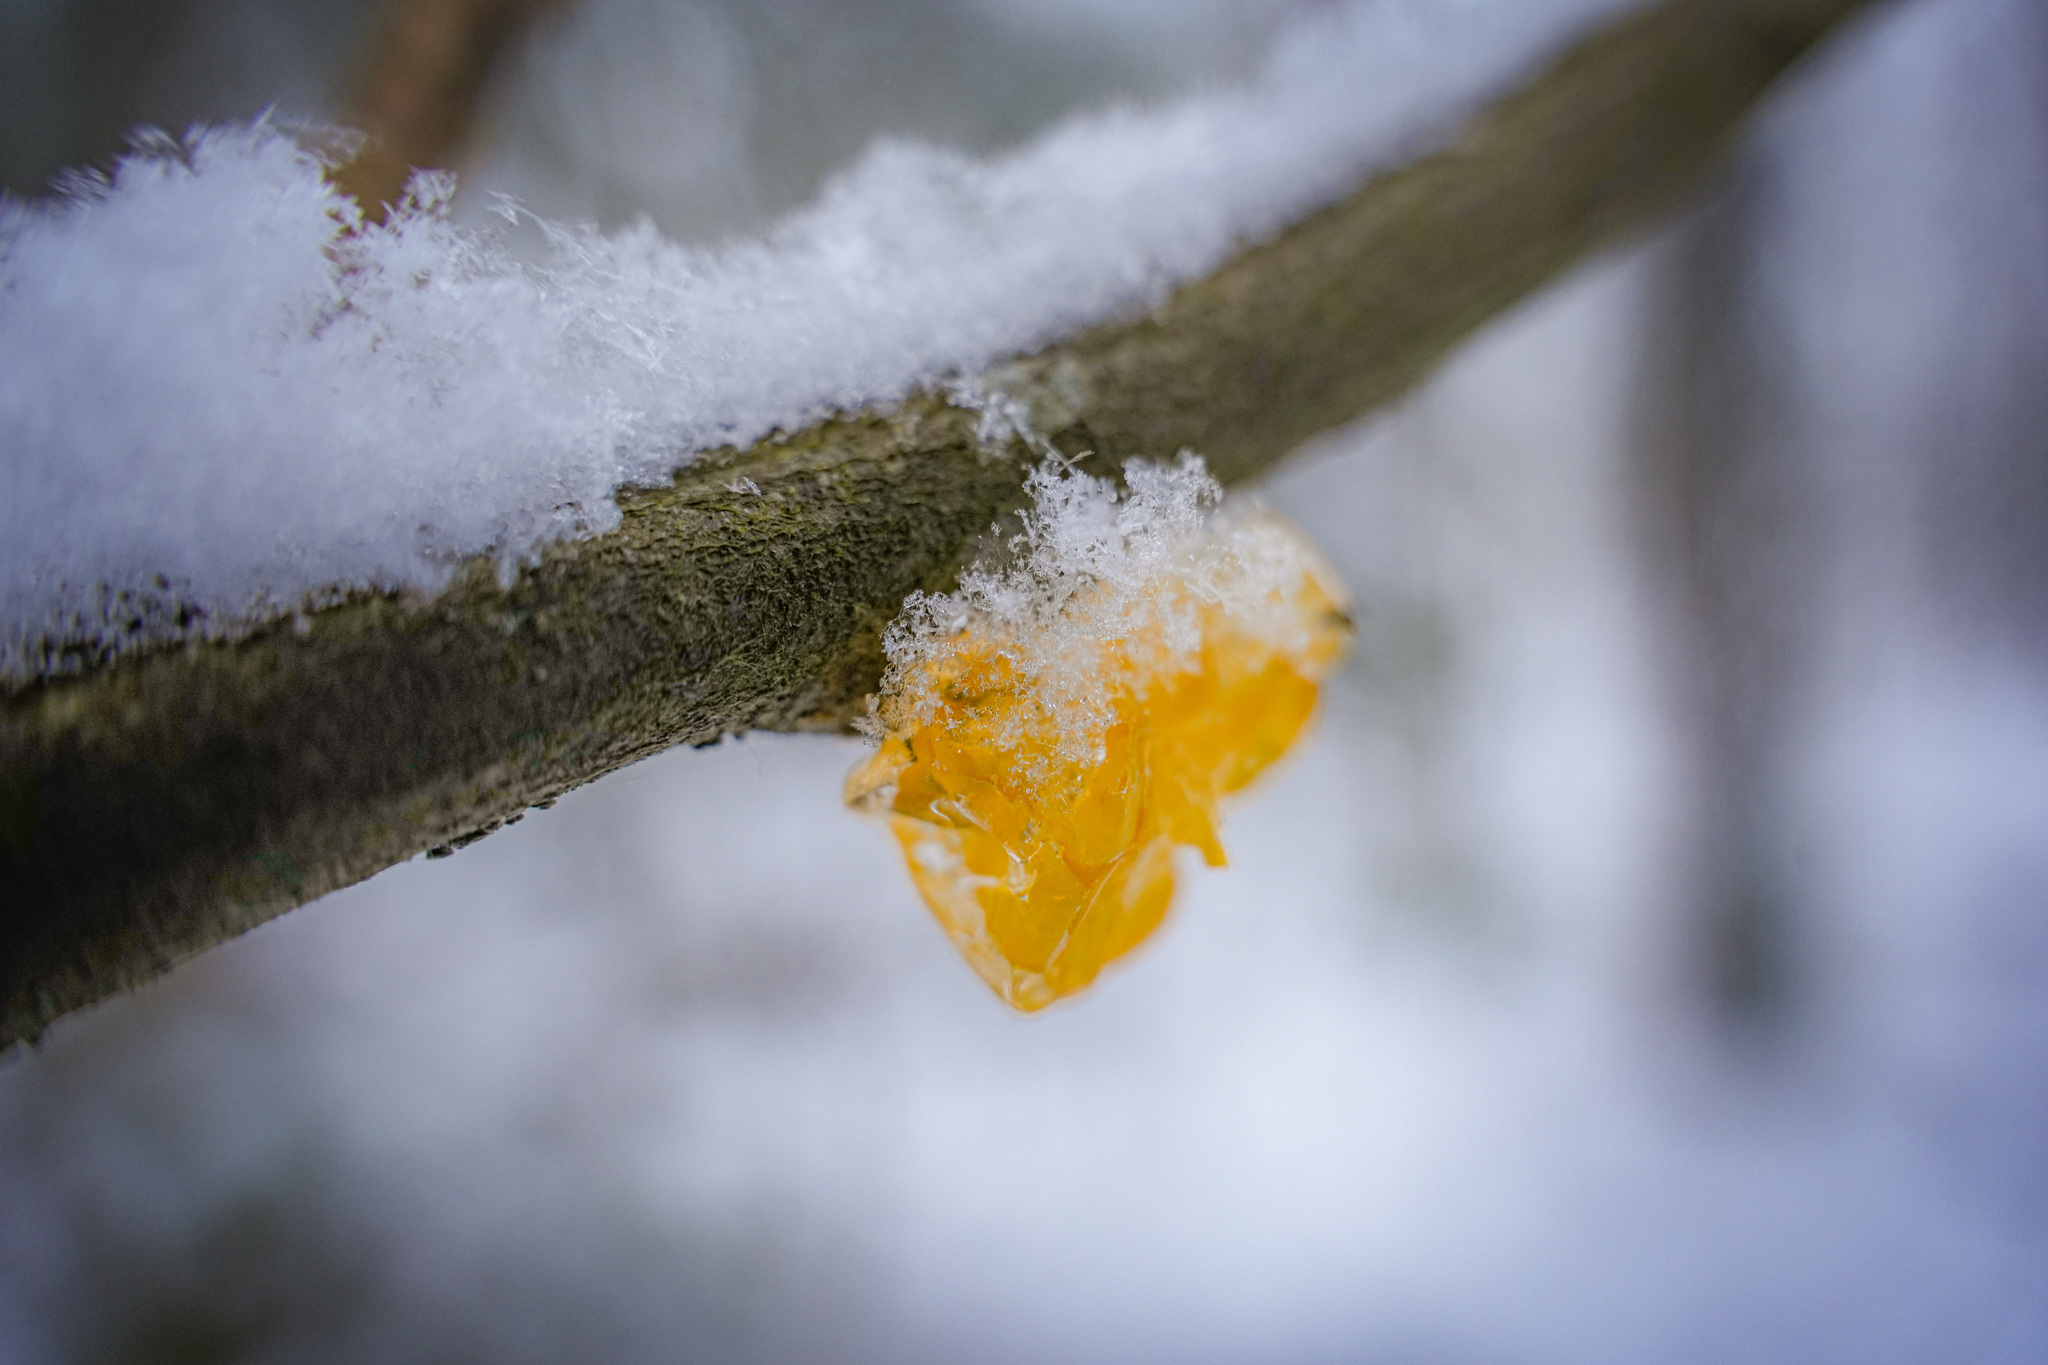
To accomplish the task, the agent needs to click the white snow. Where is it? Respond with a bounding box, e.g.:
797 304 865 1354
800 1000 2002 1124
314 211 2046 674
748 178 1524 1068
0 0 1636 678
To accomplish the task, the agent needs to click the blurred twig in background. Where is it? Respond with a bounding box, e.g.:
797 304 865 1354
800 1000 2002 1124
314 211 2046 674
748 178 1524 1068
332 0 558 217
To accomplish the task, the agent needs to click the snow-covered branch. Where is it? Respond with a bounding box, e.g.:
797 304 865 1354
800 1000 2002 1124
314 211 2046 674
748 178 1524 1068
0 0 1870 1046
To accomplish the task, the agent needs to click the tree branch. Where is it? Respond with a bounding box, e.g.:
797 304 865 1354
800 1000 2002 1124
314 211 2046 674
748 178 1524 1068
1 0 1873 1047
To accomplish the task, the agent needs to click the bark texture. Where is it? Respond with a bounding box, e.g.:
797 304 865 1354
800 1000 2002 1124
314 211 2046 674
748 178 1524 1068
1 0 1873 1046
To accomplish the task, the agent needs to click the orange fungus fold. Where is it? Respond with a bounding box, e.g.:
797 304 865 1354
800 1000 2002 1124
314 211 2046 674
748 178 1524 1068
845 456 1352 1011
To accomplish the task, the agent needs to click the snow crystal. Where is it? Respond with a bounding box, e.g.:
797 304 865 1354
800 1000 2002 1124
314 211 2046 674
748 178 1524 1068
0 0 1638 678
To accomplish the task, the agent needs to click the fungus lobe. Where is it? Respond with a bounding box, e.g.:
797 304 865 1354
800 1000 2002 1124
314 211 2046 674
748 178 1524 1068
847 456 1351 1009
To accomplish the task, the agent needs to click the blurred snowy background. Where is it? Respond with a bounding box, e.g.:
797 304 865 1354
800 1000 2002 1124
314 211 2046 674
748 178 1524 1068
4 0 2048 1361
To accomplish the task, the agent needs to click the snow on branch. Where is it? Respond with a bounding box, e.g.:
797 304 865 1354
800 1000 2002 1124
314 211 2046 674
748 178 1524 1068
0 0 1872 1046
2 0 1631 680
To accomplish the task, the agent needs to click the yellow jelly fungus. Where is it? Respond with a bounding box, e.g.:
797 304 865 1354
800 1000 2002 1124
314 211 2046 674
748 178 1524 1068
846 507 1351 1011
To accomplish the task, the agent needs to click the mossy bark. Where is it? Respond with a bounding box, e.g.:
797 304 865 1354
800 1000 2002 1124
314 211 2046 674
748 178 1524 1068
0 0 1872 1047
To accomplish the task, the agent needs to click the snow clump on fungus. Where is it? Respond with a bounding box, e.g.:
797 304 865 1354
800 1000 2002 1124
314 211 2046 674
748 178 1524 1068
846 455 1352 1010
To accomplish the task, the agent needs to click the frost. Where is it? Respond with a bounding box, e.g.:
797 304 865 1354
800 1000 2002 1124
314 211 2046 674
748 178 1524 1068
0 0 1637 678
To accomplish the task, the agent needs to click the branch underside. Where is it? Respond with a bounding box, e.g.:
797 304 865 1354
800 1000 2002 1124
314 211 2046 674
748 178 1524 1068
0 0 1872 1047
